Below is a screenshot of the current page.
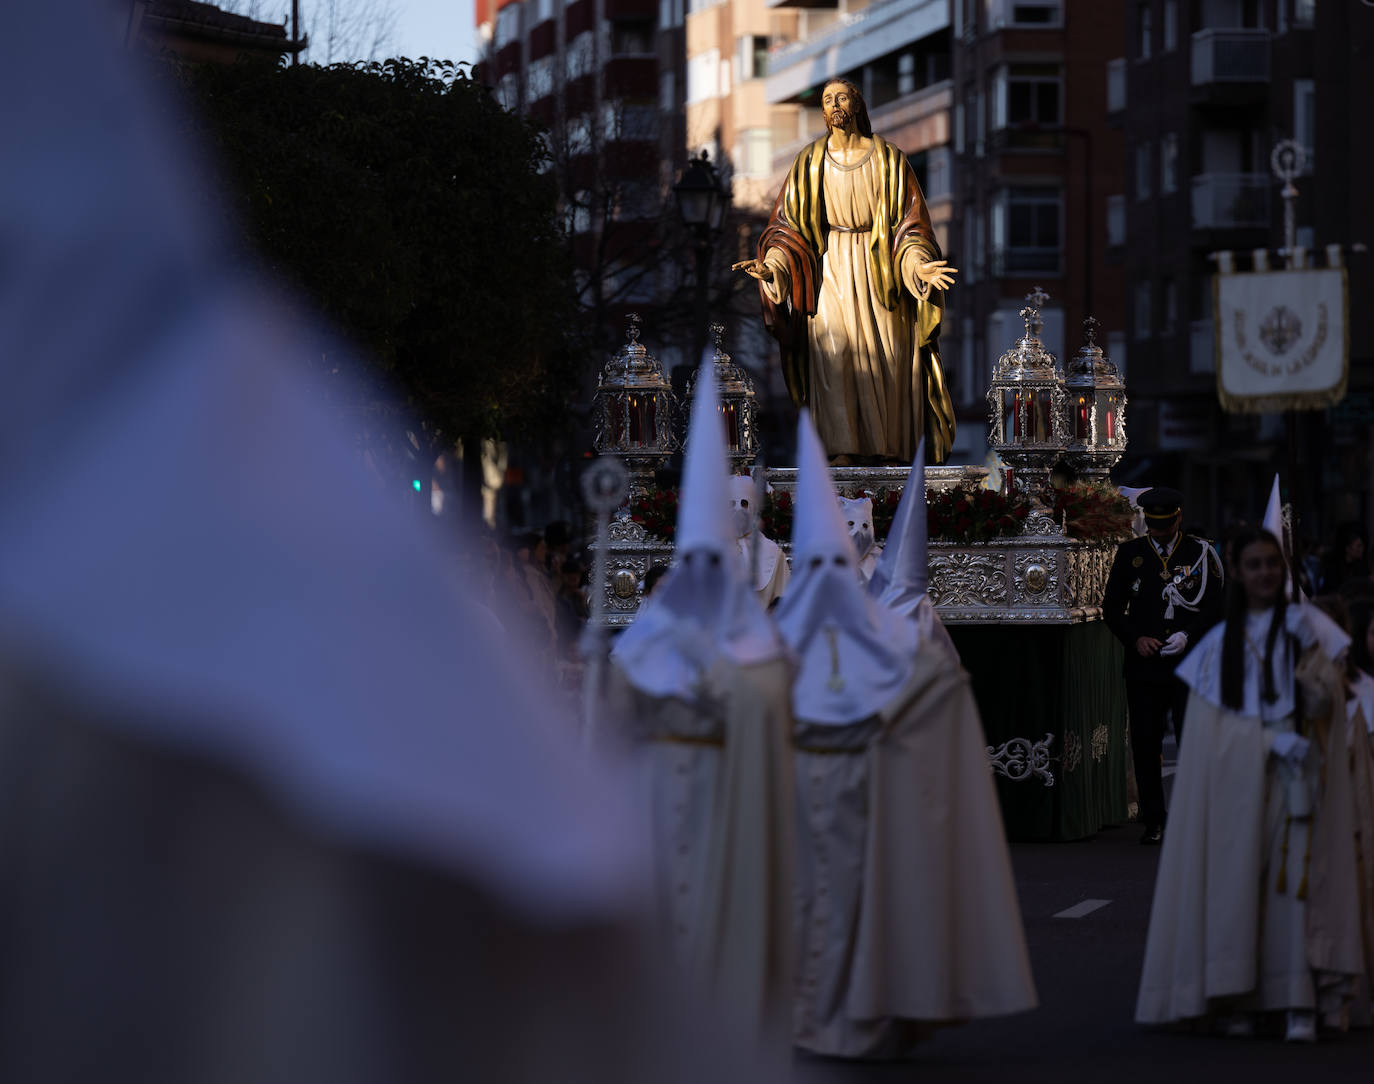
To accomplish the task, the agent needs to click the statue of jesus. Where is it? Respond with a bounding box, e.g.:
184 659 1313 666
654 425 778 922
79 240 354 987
734 78 958 464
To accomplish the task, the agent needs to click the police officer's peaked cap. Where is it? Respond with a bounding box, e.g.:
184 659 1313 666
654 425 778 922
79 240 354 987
1138 486 1184 521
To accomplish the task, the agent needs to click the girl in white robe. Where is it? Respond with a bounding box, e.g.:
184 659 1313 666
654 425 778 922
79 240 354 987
1341 601 1374 1020
1136 527 1363 1041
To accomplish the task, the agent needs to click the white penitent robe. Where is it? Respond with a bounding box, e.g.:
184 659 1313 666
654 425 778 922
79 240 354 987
607 658 796 1040
0 686 791 1084
1346 674 1374 1018
737 533 790 610
856 544 882 587
791 649 1037 1057
762 152 931 461
1137 605 1364 1025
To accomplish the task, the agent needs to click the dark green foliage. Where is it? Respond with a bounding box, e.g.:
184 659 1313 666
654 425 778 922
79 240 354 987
177 56 577 456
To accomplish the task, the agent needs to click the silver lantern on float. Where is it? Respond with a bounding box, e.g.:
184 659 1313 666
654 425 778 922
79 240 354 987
684 322 759 473
1062 316 1127 481
986 287 1068 502
592 313 678 499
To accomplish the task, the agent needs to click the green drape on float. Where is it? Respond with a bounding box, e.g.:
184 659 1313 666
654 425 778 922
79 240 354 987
949 620 1128 842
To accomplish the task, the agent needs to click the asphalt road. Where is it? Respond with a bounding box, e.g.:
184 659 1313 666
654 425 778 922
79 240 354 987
795 739 1374 1082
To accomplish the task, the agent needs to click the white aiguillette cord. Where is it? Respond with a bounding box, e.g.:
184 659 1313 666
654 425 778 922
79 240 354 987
1162 546 1211 621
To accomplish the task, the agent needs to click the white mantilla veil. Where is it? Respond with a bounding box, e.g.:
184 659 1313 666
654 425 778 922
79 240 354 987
774 412 916 725
612 358 781 700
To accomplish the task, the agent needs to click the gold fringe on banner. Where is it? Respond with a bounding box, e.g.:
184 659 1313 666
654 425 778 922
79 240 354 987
1213 267 1350 414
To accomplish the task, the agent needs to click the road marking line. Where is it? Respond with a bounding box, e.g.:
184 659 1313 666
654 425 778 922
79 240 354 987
1054 898 1112 919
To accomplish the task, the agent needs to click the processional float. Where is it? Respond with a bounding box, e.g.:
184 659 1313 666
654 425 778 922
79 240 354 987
586 291 1131 825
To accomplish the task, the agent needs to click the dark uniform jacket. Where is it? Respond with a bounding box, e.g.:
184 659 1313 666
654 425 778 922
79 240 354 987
1103 534 1225 685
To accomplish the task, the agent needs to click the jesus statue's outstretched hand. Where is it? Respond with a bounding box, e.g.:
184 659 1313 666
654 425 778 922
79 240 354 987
735 256 957 292
732 258 774 284
912 259 958 291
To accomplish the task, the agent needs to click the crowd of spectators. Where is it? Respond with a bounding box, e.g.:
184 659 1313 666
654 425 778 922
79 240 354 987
454 519 592 687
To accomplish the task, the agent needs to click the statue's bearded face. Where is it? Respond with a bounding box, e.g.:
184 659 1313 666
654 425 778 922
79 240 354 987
822 82 859 133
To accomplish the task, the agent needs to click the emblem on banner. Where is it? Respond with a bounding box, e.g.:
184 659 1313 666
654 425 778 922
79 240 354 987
1232 302 1329 377
1259 306 1302 355
1215 266 1347 413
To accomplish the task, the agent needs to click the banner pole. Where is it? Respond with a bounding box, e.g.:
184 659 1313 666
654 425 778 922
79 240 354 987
1272 139 1304 574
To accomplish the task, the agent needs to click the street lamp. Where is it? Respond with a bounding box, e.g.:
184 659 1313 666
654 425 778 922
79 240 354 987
673 150 728 383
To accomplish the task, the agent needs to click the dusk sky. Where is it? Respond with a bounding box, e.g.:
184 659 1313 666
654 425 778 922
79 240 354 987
390 0 480 66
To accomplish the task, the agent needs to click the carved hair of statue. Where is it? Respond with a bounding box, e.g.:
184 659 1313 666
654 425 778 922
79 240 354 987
821 77 873 139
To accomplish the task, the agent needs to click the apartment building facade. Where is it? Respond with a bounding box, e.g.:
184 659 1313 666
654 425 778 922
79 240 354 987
949 0 1125 461
1110 0 1374 532
476 0 681 353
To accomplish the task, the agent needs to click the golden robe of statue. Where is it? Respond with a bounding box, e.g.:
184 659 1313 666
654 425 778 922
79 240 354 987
753 134 955 464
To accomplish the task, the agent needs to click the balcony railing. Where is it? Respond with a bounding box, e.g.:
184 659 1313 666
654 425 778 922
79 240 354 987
1191 28 1270 85
1190 319 1215 374
1106 194 1125 247
1190 173 1270 230
765 0 948 102
1106 57 1126 112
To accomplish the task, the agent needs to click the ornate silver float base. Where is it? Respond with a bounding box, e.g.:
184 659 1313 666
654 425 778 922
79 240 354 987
987 734 1056 787
592 465 1117 629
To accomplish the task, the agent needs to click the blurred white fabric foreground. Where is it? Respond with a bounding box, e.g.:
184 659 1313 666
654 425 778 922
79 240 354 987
0 5 776 1080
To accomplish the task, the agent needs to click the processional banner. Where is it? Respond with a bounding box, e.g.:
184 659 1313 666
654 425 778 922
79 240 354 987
1214 267 1348 413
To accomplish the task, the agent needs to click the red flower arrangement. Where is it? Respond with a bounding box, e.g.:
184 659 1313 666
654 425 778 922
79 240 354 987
762 489 793 541
629 487 679 541
628 483 1037 546
926 484 1030 544
1053 481 1135 542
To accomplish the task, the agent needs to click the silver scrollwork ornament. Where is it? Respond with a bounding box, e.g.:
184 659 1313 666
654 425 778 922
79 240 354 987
987 733 1056 787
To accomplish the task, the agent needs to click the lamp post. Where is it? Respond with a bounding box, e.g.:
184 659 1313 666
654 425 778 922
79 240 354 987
1271 138 1308 570
673 150 728 384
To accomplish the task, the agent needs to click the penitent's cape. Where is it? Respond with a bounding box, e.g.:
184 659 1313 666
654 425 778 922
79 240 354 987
756 135 956 463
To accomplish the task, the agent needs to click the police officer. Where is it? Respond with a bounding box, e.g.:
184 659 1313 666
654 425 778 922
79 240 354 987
1103 487 1224 844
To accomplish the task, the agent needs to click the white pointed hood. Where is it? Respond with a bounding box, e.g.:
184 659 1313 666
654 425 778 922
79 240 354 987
674 356 738 558
838 494 877 561
1262 472 1302 599
727 473 785 593
868 438 927 607
774 412 916 725
1262 473 1283 546
864 438 959 659
0 4 644 922
728 474 756 539
612 357 782 699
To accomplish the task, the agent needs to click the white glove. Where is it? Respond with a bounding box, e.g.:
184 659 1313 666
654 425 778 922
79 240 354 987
1270 732 1310 763
1159 631 1189 657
